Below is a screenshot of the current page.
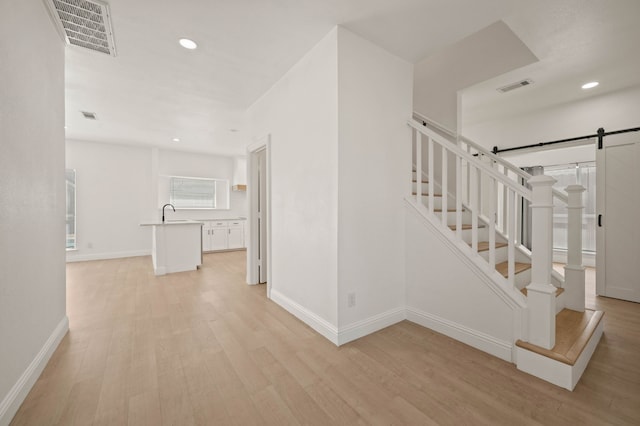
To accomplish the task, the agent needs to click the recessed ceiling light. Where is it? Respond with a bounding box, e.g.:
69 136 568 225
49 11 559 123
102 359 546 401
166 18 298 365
172 138 181 142
582 81 599 90
179 38 197 50
229 129 238 133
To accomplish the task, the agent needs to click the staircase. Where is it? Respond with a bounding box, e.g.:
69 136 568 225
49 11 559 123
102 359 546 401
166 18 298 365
407 115 604 390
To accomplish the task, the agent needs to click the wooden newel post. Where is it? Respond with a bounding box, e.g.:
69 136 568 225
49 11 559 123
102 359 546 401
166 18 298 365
564 184 586 312
526 175 557 350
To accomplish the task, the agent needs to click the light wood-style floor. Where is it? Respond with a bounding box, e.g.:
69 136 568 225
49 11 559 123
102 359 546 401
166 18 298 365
11 253 640 425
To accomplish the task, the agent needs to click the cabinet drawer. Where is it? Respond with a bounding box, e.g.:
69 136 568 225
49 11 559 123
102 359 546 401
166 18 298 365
212 221 228 228
228 221 244 228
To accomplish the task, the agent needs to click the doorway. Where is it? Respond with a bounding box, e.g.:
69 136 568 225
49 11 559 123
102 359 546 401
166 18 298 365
247 136 271 296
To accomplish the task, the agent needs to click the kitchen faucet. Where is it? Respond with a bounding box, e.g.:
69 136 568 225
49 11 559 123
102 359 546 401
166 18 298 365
162 203 175 223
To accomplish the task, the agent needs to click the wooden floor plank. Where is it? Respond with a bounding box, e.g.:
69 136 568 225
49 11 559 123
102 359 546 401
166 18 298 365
9 253 640 425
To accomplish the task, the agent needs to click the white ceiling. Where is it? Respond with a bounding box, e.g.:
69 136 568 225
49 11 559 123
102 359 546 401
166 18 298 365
462 0 640 127
62 0 640 156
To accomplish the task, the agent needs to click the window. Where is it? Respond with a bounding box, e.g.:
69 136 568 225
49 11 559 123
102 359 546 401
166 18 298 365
169 176 217 209
546 162 596 253
66 169 76 250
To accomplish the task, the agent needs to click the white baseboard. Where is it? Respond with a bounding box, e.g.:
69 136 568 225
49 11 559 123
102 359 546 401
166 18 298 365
0 316 69 426
270 289 339 345
66 250 151 262
337 308 406 345
406 307 513 362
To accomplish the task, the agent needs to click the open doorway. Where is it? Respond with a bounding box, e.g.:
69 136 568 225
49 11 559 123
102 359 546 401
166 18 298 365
246 136 271 297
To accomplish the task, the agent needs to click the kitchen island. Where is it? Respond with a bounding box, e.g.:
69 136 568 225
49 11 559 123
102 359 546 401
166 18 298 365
140 220 204 275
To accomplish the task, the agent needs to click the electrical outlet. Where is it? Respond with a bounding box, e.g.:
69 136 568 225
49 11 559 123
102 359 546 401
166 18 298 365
347 292 356 308
87 242 93 249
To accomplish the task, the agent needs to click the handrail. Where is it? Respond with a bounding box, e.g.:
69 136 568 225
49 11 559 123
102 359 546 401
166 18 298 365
409 120 532 199
415 113 569 204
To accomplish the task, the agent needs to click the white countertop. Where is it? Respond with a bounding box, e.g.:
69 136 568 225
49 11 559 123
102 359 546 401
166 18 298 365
140 220 205 227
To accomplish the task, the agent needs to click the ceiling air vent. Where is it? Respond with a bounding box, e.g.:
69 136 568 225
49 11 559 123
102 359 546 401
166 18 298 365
497 79 533 93
45 0 117 56
81 111 98 120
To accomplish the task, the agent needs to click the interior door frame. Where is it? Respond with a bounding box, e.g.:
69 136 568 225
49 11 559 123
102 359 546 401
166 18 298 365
246 135 272 297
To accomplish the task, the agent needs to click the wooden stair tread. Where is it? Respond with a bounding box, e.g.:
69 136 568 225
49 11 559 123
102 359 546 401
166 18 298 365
412 179 429 183
495 261 531 277
475 241 508 252
412 192 442 197
448 224 484 230
434 208 458 212
516 309 605 366
520 287 565 297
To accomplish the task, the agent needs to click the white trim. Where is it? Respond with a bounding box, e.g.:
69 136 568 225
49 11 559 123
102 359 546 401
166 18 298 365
0 316 69 426
66 250 151 262
337 308 406 345
246 135 272 297
270 289 339 345
406 307 513 362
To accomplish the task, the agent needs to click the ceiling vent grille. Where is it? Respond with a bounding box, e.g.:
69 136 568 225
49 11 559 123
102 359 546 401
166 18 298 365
497 79 533 93
45 0 117 56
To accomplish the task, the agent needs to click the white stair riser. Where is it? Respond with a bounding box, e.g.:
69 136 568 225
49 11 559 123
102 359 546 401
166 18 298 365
477 246 508 263
555 291 566 314
412 181 429 193
459 227 490 244
514 269 531 289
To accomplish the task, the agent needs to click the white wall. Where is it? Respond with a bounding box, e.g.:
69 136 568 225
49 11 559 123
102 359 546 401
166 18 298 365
66 140 247 262
247 28 340 329
336 28 412 329
66 140 153 260
462 85 640 153
405 206 517 362
0 1 67 424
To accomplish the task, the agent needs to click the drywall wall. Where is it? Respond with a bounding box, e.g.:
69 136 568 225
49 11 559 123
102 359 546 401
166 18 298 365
405 205 517 362
462 85 640 153
336 28 412 330
0 1 67 424
414 21 538 131
247 28 340 329
66 140 153 261
66 140 247 261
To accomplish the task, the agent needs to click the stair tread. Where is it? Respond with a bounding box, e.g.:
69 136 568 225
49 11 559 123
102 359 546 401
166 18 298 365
434 208 458 212
412 192 442 197
475 241 508 252
520 287 565 297
516 309 605 366
495 261 531 277
412 179 429 183
449 224 484 230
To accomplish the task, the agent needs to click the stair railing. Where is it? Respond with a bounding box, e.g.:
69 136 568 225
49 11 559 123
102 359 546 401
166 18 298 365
409 117 585 349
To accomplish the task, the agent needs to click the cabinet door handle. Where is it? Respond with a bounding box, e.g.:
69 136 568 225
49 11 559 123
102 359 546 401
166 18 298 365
598 214 602 227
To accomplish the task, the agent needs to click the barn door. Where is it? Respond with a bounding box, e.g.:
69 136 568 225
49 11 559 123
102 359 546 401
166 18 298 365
596 133 640 302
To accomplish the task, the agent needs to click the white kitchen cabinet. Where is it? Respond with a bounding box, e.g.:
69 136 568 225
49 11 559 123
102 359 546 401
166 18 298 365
228 221 244 249
202 219 245 252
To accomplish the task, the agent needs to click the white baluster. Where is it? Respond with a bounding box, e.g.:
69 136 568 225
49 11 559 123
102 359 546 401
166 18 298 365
564 185 586 312
441 145 448 228
471 166 479 253
508 189 515 285
488 176 496 270
526 175 557 350
415 130 422 206
456 153 462 241
428 136 434 215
